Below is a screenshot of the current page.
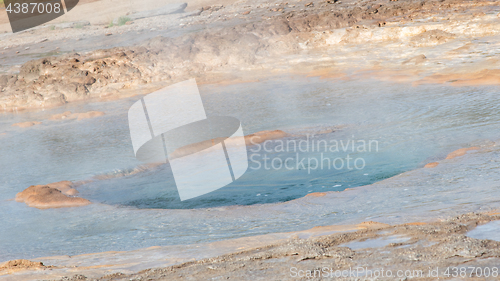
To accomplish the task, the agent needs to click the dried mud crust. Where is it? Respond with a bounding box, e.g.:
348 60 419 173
0 0 498 111
0 259 47 273
53 212 500 280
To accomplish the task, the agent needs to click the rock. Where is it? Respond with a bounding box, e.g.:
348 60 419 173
113 3 187 25
410 30 456 47
242 11 251 15
52 21 90 29
424 162 439 168
425 147 479 167
1 0 491 112
168 130 289 160
446 147 479 160
16 185 91 209
358 221 390 228
402 54 426 65
12 121 41 128
35 38 48 44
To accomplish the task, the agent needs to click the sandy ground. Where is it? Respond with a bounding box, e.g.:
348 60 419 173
0 0 499 111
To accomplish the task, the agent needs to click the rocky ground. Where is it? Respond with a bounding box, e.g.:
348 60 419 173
93 213 500 281
2 212 496 280
0 0 499 111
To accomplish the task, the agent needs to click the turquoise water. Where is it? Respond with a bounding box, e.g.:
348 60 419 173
1 76 500 261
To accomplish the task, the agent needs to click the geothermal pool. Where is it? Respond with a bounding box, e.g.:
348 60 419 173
1 76 500 261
